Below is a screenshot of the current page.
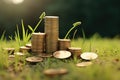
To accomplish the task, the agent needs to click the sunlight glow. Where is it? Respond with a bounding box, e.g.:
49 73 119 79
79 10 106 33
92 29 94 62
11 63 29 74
12 0 24 4
4 0 24 4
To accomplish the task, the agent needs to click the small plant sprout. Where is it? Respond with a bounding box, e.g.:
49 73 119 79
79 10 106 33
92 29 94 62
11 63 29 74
64 21 81 39
14 12 46 46
28 12 46 33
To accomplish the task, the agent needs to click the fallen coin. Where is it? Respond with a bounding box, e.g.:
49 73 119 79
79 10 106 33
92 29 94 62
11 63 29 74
14 52 25 56
43 69 59 77
43 68 68 77
3 48 15 54
25 44 32 48
53 50 71 59
26 56 43 63
38 53 53 58
76 62 92 67
8 55 15 60
80 52 98 60
20 46 31 52
58 68 68 75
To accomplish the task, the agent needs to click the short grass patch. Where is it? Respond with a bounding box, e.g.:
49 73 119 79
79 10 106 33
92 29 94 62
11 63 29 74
0 38 120 80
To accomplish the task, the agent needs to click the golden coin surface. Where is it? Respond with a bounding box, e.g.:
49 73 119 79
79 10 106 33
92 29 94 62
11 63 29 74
26 56 43 63
81 52 98 60
14 52 25 56
76 62 92 67
3 48 15 54
20 46 30 50
43 68 68 77
26 44 32 48
38 53 53 58
3 48 15 51
43 69 59 77
53 50 71 59
58 68 68 75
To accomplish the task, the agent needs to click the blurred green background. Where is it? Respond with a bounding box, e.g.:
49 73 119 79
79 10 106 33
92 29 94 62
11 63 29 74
0 0 120 38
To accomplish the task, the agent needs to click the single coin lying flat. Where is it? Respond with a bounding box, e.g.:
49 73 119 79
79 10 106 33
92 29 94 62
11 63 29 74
43 68 68 77
8 55 15 60
20 46 31 52
25 44 32 48
3 48 15 54
81 52 98 60
53 50 71 59
76 62 92 67
26 56 43 63
14 52 25 56
38 53 53 58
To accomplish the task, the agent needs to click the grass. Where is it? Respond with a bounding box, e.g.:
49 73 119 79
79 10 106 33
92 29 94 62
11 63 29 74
0 36 120 80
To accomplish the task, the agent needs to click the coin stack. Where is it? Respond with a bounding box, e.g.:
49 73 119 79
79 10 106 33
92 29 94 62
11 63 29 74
31 33 46 54
68 47 82 57
45 16 59 53
58 39 71 50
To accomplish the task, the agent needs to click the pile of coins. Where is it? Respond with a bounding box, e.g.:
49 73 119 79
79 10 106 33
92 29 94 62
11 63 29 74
58 39 71 50
31 33 46 54
45 16 59 53
68 47 82 57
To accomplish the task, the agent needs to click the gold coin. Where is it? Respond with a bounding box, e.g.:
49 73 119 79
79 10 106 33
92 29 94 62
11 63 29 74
53 50 71 59
14 52 25 56
26 56 43 63
81 52 98 60
3 48 15 54
26 44 32 48
76 62 92 67
38 53 53 58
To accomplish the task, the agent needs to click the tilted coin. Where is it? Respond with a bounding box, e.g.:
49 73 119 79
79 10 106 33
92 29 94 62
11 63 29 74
43 69 59 77
20 46 31 52
26 44 32 48
3 48 15 54
76 62 92 67
58 68 68 75
38 53 53 58
53 50 71 59
81 52 98 60
43 68 68 77
26 56 43 63
14 52 25 56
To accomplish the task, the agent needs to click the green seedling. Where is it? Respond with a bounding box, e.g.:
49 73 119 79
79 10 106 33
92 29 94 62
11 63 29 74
64 21 81 39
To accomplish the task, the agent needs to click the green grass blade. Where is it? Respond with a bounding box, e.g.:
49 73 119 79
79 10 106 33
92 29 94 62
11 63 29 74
28 25 34 32
21 19 26 41
0 31 6 41
64 21 81 39
39 12 46 19
72 29 78 39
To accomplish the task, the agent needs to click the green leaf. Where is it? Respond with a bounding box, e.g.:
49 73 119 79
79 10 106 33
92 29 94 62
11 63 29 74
73 22 81 27
21 19 26 41
64 21 82 39
28 25 34 32
39 12 46 19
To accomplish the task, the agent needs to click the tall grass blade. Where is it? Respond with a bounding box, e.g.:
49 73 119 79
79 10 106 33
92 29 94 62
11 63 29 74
28 25 34 32
72 29 77 39
64 21 81 39
21 20 26 41
0 31 6 41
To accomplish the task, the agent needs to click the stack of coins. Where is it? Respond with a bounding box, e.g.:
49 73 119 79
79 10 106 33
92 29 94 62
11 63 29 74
58 39 71 50
68 47 82 57
31 33 46 54
45 16 59 53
